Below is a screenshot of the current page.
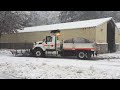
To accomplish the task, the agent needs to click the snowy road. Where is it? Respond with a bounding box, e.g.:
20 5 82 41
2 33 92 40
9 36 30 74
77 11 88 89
1 50 120 79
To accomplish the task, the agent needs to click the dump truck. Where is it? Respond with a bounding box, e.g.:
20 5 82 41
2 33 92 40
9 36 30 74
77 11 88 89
30 30 98 59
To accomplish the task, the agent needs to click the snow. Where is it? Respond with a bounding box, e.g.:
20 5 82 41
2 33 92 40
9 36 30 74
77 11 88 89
1 49 120 79
116 22 120 29
18 17 112 33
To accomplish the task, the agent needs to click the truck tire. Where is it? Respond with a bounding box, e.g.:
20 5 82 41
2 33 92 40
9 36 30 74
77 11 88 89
77 51 86 59
34 49 44 57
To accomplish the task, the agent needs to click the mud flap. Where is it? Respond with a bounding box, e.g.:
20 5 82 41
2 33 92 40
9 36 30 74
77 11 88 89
95 51 98 56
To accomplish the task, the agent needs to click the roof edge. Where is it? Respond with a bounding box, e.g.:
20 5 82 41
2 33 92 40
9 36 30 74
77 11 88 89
95 17 113 27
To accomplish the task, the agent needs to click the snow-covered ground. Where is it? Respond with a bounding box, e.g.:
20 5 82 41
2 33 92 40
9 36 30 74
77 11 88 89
1 49 120 79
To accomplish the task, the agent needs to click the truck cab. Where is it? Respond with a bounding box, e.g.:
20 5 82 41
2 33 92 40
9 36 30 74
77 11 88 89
31 34 61 57
43 35 61 51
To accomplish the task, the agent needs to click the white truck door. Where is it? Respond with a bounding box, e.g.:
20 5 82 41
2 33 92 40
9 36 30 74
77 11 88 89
44 36 55 50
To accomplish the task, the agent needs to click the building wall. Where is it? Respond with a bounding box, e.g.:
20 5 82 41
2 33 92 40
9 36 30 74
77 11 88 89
116 28 120 51
95 22 107 43
59 28 96 42
95 23 108 53
95 22 120 53
115 27 120 43
0 31 50 43
116 43 120 51
97 44 108 54
0 28 96 43
117 29 120 43
0 34 15 43
118 32 120 43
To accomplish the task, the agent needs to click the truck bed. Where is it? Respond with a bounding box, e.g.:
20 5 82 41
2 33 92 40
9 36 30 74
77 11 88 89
63 43 95 51
63 37 96 51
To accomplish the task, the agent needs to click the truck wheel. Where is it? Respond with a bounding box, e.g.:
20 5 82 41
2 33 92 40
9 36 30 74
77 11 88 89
34 49 44 57
77 51 86 59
